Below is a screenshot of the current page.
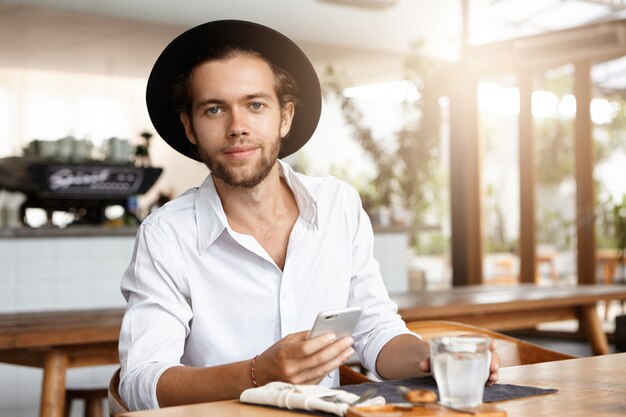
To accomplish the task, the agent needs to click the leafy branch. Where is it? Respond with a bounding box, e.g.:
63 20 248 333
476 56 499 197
321 42 442 244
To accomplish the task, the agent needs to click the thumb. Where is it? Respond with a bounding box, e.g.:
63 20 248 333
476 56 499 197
418 358 431 373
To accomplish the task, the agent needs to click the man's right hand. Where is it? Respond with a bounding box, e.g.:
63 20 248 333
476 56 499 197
253 330 355 385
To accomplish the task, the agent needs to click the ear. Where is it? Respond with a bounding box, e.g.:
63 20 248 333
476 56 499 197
279 102 295 139
179 113 197 145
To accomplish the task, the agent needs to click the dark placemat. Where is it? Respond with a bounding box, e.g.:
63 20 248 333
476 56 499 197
240 377 557 417
341 375 557 403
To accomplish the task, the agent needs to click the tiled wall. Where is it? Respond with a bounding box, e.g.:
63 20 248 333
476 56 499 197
0 235 134 417
0 236 133 313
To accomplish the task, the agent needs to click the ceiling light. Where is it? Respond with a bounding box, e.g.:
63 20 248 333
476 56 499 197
317 0 398 10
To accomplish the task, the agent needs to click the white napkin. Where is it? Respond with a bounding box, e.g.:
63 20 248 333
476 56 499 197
240 382 385 416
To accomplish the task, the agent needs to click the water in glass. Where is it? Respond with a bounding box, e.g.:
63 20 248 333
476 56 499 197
430 336 490 409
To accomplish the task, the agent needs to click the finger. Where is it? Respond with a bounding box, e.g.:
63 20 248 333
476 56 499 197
255 332 331 382
298 336 354 371
417 340 431 373
488 351 500 384
268 335 352 382
488 370 499 384
490 339 497 351
287 330 315 342
294 346 355 384
490 351 500 373
418 359 431 373
276 333 338 368
300 333 339 357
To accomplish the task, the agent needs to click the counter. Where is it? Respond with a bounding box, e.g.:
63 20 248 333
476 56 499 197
0 226 135 314
1 225 409 309
0 225 138 238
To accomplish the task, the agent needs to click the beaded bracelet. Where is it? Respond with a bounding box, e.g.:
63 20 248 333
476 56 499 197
250 355 259 387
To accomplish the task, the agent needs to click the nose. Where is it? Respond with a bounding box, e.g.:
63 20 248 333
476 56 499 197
227 108 249 138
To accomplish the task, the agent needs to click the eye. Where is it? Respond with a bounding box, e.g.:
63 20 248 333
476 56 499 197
206 106 222 115
250 102 264 110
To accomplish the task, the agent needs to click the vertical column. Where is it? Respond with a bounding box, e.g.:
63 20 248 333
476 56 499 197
518 70 537 283
449 64 483 286
574 61 596 285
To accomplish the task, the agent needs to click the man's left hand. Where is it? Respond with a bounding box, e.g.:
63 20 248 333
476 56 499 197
487 339 500 384
417 338 500 384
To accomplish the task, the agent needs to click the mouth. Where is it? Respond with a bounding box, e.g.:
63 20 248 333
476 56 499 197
223 145 258 159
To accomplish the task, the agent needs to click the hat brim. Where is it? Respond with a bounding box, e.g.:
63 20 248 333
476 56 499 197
146 20 321 161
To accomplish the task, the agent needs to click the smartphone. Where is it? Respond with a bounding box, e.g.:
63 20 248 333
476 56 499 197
309 306 362 339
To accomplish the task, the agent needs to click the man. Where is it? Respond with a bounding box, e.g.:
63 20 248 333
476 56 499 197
119 20 499 411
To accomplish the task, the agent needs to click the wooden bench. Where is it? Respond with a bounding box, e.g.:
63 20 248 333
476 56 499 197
391 283 626 355
0 309 123 417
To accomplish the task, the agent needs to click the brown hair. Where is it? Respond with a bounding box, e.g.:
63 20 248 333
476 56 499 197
172 46 299 116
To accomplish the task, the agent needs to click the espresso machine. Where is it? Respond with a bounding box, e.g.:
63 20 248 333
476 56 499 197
0 155 162 226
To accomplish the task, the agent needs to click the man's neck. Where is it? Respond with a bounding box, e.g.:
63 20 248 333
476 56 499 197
214 163 299 269
213 163 295 232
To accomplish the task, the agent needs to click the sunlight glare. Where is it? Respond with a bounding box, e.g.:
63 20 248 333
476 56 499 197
343 80 420 103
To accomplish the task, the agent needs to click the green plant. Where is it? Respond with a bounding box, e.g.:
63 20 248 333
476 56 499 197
534 71 575 185
537 209 576 250
416 231 449 255
599 194 626 252
321 42 442 245
599 194 626 281
534 71 626 254
533 72 624 185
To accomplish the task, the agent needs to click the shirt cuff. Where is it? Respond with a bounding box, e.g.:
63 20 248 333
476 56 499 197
362 327 421 381
122 363 183 411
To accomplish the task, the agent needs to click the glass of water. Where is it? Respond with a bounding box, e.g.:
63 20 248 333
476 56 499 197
429 336 491 409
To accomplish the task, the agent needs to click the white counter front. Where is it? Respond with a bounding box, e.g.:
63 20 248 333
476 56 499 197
0 227 136 417
0 227 135 313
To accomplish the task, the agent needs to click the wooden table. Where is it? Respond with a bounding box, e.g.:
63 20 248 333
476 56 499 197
114 353 626 417
391 284 626 355
0 308 123 417
5 285 623 416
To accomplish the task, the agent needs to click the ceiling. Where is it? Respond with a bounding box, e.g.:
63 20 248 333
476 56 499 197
1 0 626 83
0 0 461 83
2 0 463 56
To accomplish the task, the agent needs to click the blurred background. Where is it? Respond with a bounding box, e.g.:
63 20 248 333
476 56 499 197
1 1 626 416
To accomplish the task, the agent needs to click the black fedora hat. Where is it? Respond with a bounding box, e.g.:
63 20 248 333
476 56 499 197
146 19 322 161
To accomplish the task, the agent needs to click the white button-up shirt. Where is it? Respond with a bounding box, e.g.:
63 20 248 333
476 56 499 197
119 160 415 410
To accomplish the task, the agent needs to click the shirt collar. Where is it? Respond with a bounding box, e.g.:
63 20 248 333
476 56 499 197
195 159 318 254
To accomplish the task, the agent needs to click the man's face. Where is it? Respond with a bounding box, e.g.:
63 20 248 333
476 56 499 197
180 55 294 188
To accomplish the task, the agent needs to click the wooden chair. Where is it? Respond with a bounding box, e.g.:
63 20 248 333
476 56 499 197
108 368 129 417
339 364 371 385
406 320 576 367
65 386 108 417
107 364 369 415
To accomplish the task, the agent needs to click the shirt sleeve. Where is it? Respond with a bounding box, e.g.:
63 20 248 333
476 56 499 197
346 189 419 379
118 221 192 410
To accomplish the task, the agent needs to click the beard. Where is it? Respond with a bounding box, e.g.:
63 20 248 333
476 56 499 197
196 132 282 189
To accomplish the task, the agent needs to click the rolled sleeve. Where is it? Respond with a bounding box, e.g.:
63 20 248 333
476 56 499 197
119 222 192 410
